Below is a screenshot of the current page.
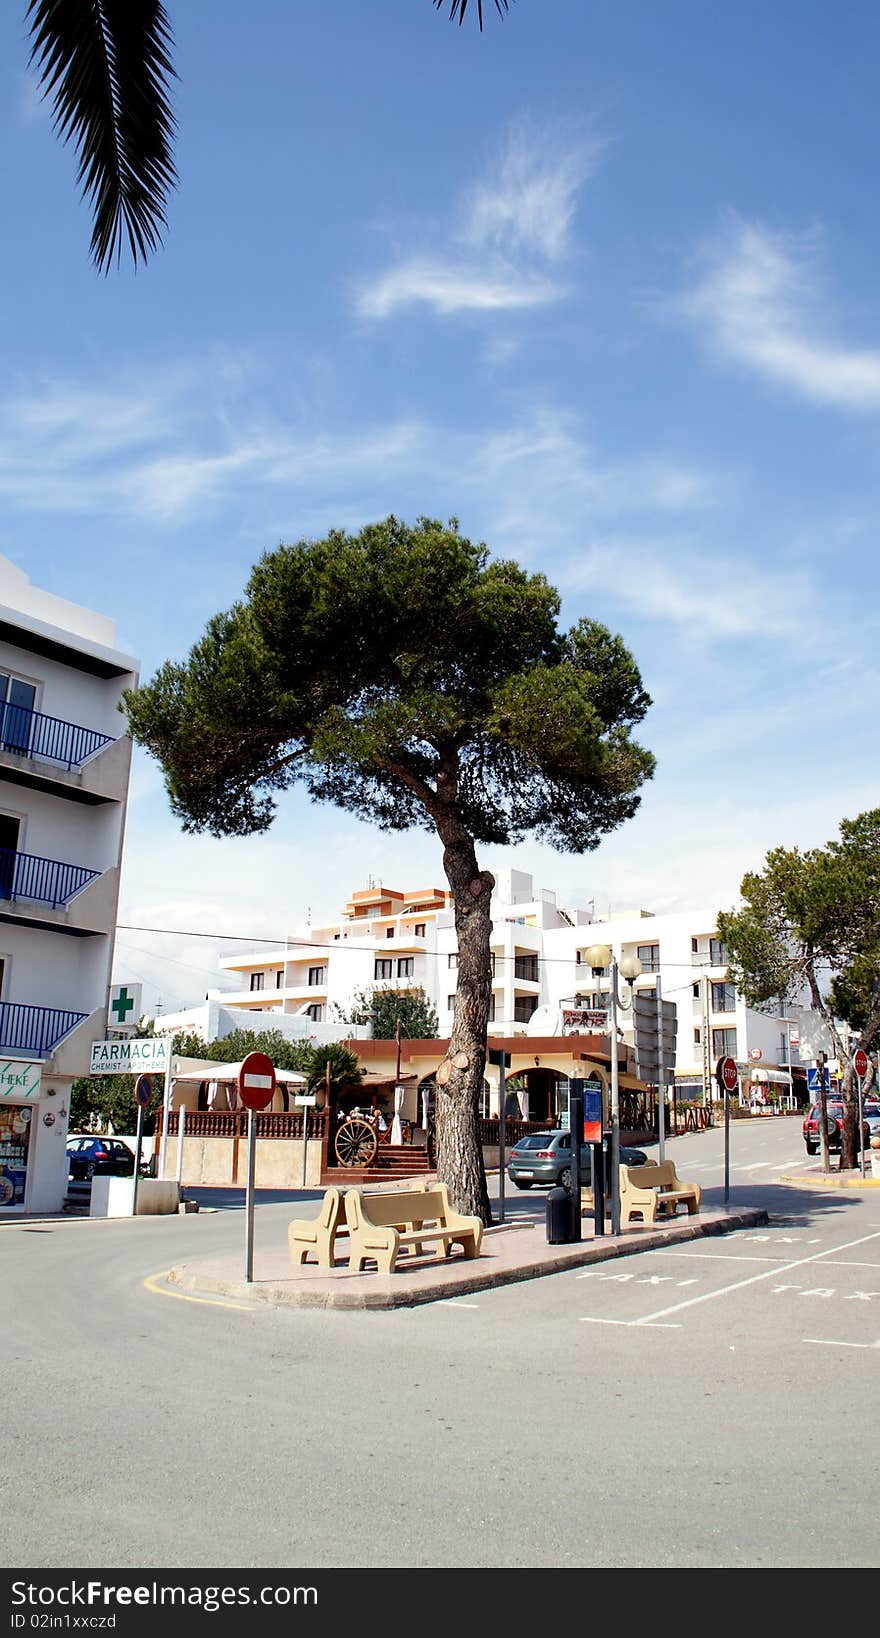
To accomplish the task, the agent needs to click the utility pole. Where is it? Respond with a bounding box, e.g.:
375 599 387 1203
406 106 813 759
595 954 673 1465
701 974 712 1105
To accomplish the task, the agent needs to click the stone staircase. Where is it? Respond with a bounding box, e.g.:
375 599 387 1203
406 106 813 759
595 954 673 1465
323 1145 434 1188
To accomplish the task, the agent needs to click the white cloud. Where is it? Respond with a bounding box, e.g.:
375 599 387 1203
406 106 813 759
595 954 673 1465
559 535 816 640
356 261 562 319
356 119 597 320
678 217 880 410
463 123 602 261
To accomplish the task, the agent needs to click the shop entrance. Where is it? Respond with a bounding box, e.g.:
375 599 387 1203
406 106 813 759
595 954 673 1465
0 1102 32 1207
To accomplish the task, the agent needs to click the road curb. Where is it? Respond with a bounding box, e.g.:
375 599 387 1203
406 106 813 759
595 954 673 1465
163 1206 769 1311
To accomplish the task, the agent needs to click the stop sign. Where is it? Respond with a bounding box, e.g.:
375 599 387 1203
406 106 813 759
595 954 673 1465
854 1047 869 1079
717 1056 739 1094
237 1051 276 1111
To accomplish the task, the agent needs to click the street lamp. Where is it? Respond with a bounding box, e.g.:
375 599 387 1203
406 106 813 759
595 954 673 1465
584 943 643 1234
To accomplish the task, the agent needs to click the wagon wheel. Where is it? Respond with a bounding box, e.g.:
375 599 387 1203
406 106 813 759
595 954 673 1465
334 1114 379 1168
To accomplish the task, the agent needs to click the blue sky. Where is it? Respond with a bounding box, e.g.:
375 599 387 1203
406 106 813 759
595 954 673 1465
2 2 879 1013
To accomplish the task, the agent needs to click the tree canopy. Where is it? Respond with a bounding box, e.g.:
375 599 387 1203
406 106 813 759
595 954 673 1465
125 515 654 1219
718 808 880 1168
335 985 440 1040
125 516 653 852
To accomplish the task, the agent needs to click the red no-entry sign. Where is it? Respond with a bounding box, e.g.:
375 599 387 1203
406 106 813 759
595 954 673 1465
238 1051 276 1111
717 1056 739 1094
853 1048 869 1079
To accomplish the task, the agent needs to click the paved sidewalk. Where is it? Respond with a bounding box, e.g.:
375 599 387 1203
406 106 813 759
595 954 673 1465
163 1199 769 1310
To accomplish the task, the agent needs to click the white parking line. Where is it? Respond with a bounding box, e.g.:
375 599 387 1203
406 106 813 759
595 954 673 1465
578 1230 880 1329
804 1337 880 1350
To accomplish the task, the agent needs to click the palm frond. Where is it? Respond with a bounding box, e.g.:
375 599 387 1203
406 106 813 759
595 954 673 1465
27 0 177 274
434 1 511 28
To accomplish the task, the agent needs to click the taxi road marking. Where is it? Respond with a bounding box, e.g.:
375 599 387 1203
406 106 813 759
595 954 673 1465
578 1230 880 1328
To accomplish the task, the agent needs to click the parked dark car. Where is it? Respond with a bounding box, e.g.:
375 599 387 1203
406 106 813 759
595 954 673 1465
507 1130 649 1191
802 1101 880 1156
66 1136 136 1181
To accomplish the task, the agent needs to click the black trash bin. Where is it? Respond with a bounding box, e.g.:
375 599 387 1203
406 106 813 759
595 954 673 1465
546 1184 572 1244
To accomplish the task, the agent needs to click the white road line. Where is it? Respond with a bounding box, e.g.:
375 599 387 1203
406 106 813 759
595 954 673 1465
580 1317 681 1329
437 1300 479 1308
804 1337 880 1350
646 1250 793 1263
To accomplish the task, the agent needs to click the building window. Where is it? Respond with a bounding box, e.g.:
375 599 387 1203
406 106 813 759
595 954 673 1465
709 937 728 966
374 958 393 980
447 995 456 1012
386 925 395 938
691 937 699 953
0 672 37 754
397 957 414 978
694 1028 701 1045
514 997 537 1023
305 1003 323 1022
249 972 264 992
414 923 426 937
711 981 736 1013
488 995 495 1022
514 954 539 983
712 1027 737 1060
636 944 660 973
693 982 700 998
276 971 284 988
448 953 459 969
308 966 326 987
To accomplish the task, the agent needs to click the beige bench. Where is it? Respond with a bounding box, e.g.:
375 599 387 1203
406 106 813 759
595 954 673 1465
619 1161 701 1227
288 1187 348 1268
344 1181 484 1274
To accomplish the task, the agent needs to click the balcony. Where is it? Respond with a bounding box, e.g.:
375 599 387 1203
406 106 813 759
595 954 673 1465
0 1001 88 1058
0 848 100 909
0 701 113 771
0 703 127 807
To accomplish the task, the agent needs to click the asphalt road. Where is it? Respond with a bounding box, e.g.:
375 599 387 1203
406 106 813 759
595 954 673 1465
4 1114 879 1571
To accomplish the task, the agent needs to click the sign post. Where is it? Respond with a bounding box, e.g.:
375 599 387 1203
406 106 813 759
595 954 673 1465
568 1086 583 1244
295 1093 317 1186
132 1073 153 1215
488 1049 511 1223
238 1052 276 1282
716 1056 738 1203
854 1048 868 1178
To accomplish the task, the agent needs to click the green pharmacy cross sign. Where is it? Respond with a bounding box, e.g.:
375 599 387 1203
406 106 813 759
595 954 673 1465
108 983 142 1029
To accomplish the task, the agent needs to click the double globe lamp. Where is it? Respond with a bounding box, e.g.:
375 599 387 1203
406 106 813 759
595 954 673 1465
582 943 643 1235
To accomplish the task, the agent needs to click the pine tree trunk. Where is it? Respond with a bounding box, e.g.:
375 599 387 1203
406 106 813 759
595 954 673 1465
432 812 494 1225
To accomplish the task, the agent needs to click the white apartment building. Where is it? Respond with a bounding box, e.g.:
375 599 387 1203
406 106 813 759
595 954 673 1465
190 868 810 1102
0 558 137 1214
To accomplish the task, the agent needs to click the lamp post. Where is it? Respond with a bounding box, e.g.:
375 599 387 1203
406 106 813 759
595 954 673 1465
584 942 643 1235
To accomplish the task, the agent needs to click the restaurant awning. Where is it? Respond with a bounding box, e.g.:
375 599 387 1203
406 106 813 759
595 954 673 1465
172 1060 308 1085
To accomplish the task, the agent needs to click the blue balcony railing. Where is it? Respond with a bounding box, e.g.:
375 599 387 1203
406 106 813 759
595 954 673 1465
0 701 113 771
0 1002 88 1057
0 848 100 909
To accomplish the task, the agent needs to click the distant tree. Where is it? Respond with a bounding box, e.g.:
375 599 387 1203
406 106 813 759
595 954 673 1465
125 515 654 1222
718 809 880 1171
190 1026 315 1075
24 1 507 272
335 985 440 1040
301 1042 365 1106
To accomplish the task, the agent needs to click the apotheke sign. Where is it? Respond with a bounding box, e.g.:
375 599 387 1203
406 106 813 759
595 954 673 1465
90 1038 170 1076
0 1060 42 1099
